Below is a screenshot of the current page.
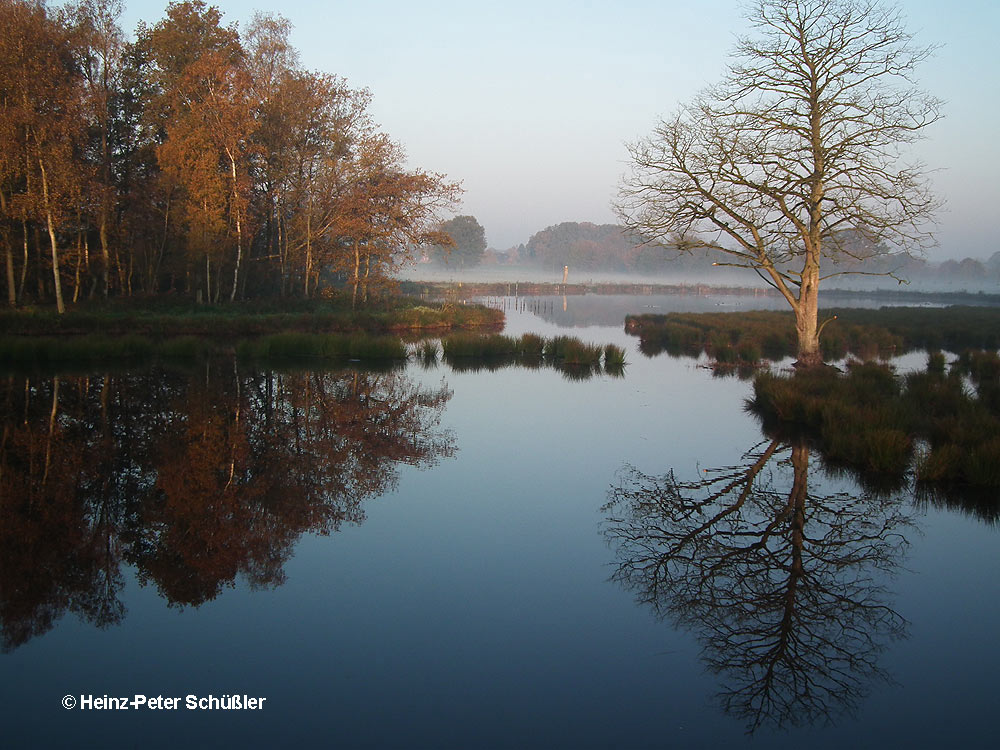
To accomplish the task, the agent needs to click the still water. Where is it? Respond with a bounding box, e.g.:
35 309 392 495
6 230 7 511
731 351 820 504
2 294 998 748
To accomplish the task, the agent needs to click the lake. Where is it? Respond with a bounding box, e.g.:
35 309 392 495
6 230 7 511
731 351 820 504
2 293 998 748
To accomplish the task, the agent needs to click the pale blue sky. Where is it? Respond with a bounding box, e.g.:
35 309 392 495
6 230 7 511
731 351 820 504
122 0 999 261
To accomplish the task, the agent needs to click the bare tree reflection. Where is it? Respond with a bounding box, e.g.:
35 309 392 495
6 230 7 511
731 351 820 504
603 439 912 732
0 365 454 649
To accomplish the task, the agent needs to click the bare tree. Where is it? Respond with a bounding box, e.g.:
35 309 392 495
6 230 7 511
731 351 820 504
618 0 941 367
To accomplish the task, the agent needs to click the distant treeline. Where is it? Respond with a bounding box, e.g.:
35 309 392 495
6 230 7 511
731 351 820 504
1 0 457 312
486 222 1000 284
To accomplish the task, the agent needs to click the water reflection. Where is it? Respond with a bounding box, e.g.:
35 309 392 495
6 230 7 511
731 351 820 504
603 439 912 732
0 365 454 651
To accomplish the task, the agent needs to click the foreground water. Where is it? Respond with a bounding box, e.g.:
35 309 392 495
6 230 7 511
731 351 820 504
2 294 998 748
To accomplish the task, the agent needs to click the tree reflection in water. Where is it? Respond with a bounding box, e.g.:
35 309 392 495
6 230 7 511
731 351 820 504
603 439 912 732
0 365 454 650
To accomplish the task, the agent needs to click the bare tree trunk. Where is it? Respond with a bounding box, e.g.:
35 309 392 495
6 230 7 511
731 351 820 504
228 151 242 302
303 200 312 298
794 252 822 368
4 238 14 307
278 213 286 298
19 219 28 301
153 194 171 293
98 212 110 297
351 240 360 310
72 224 83 303
1 192 14 306
38 157 65 314
362 252 371 304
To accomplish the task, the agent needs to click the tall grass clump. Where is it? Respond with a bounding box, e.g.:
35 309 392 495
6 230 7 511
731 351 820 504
441 333 519 359
517 333 546 360
414 339 439 365
237 332 405 361
440 333 621 375
544 336 603 366
603 344 627 367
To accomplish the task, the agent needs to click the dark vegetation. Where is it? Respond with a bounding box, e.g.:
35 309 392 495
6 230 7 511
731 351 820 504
626 307 1000 369
436 333 626 378
0 295 503 367
749 352 1000 501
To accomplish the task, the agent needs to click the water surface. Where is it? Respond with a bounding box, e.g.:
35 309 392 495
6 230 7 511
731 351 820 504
2 294 998 748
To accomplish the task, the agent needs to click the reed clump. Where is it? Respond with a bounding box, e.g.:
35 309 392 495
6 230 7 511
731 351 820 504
750 352 1000 489
603 344 627 368
441 333 521 358
441 333 627 374
415 339 440 365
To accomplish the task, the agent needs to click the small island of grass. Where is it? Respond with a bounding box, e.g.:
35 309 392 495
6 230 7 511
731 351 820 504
0 294 504 367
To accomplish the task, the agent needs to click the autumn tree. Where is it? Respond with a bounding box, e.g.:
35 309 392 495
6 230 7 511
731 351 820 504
332 134 460 307
0 0 88 313
69 0 126 298
278 72 373 298
618 0 941 366
0 1 461 307
147 0 250 302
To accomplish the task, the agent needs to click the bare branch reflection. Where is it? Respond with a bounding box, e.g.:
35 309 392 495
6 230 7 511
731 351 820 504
603 440 912 732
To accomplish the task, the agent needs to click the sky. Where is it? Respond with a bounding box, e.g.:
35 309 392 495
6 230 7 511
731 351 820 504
121 0 1000 261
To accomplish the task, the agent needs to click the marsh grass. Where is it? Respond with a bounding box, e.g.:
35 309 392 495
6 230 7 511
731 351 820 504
0 296 504 340
518 333 546 360
441 333 521 358
440 333 625 375
603 344 627 368
750 353 1000 490
0 334 152 363
548 336 603 366
414 339 440 366
627 306 1000 368
237 333 406 361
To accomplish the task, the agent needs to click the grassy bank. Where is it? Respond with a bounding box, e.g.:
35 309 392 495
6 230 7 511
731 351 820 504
0 295 503 338
0 296 502 367
626 306 1000 368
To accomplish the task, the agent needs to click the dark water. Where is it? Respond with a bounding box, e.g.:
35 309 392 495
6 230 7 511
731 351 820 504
2 295 999 748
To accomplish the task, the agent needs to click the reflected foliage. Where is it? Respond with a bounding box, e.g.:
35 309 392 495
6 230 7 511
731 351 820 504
604 439 911 732
0 365 454 650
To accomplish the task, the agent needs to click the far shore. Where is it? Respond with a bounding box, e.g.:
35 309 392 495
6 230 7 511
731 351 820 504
401 279 1000 307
